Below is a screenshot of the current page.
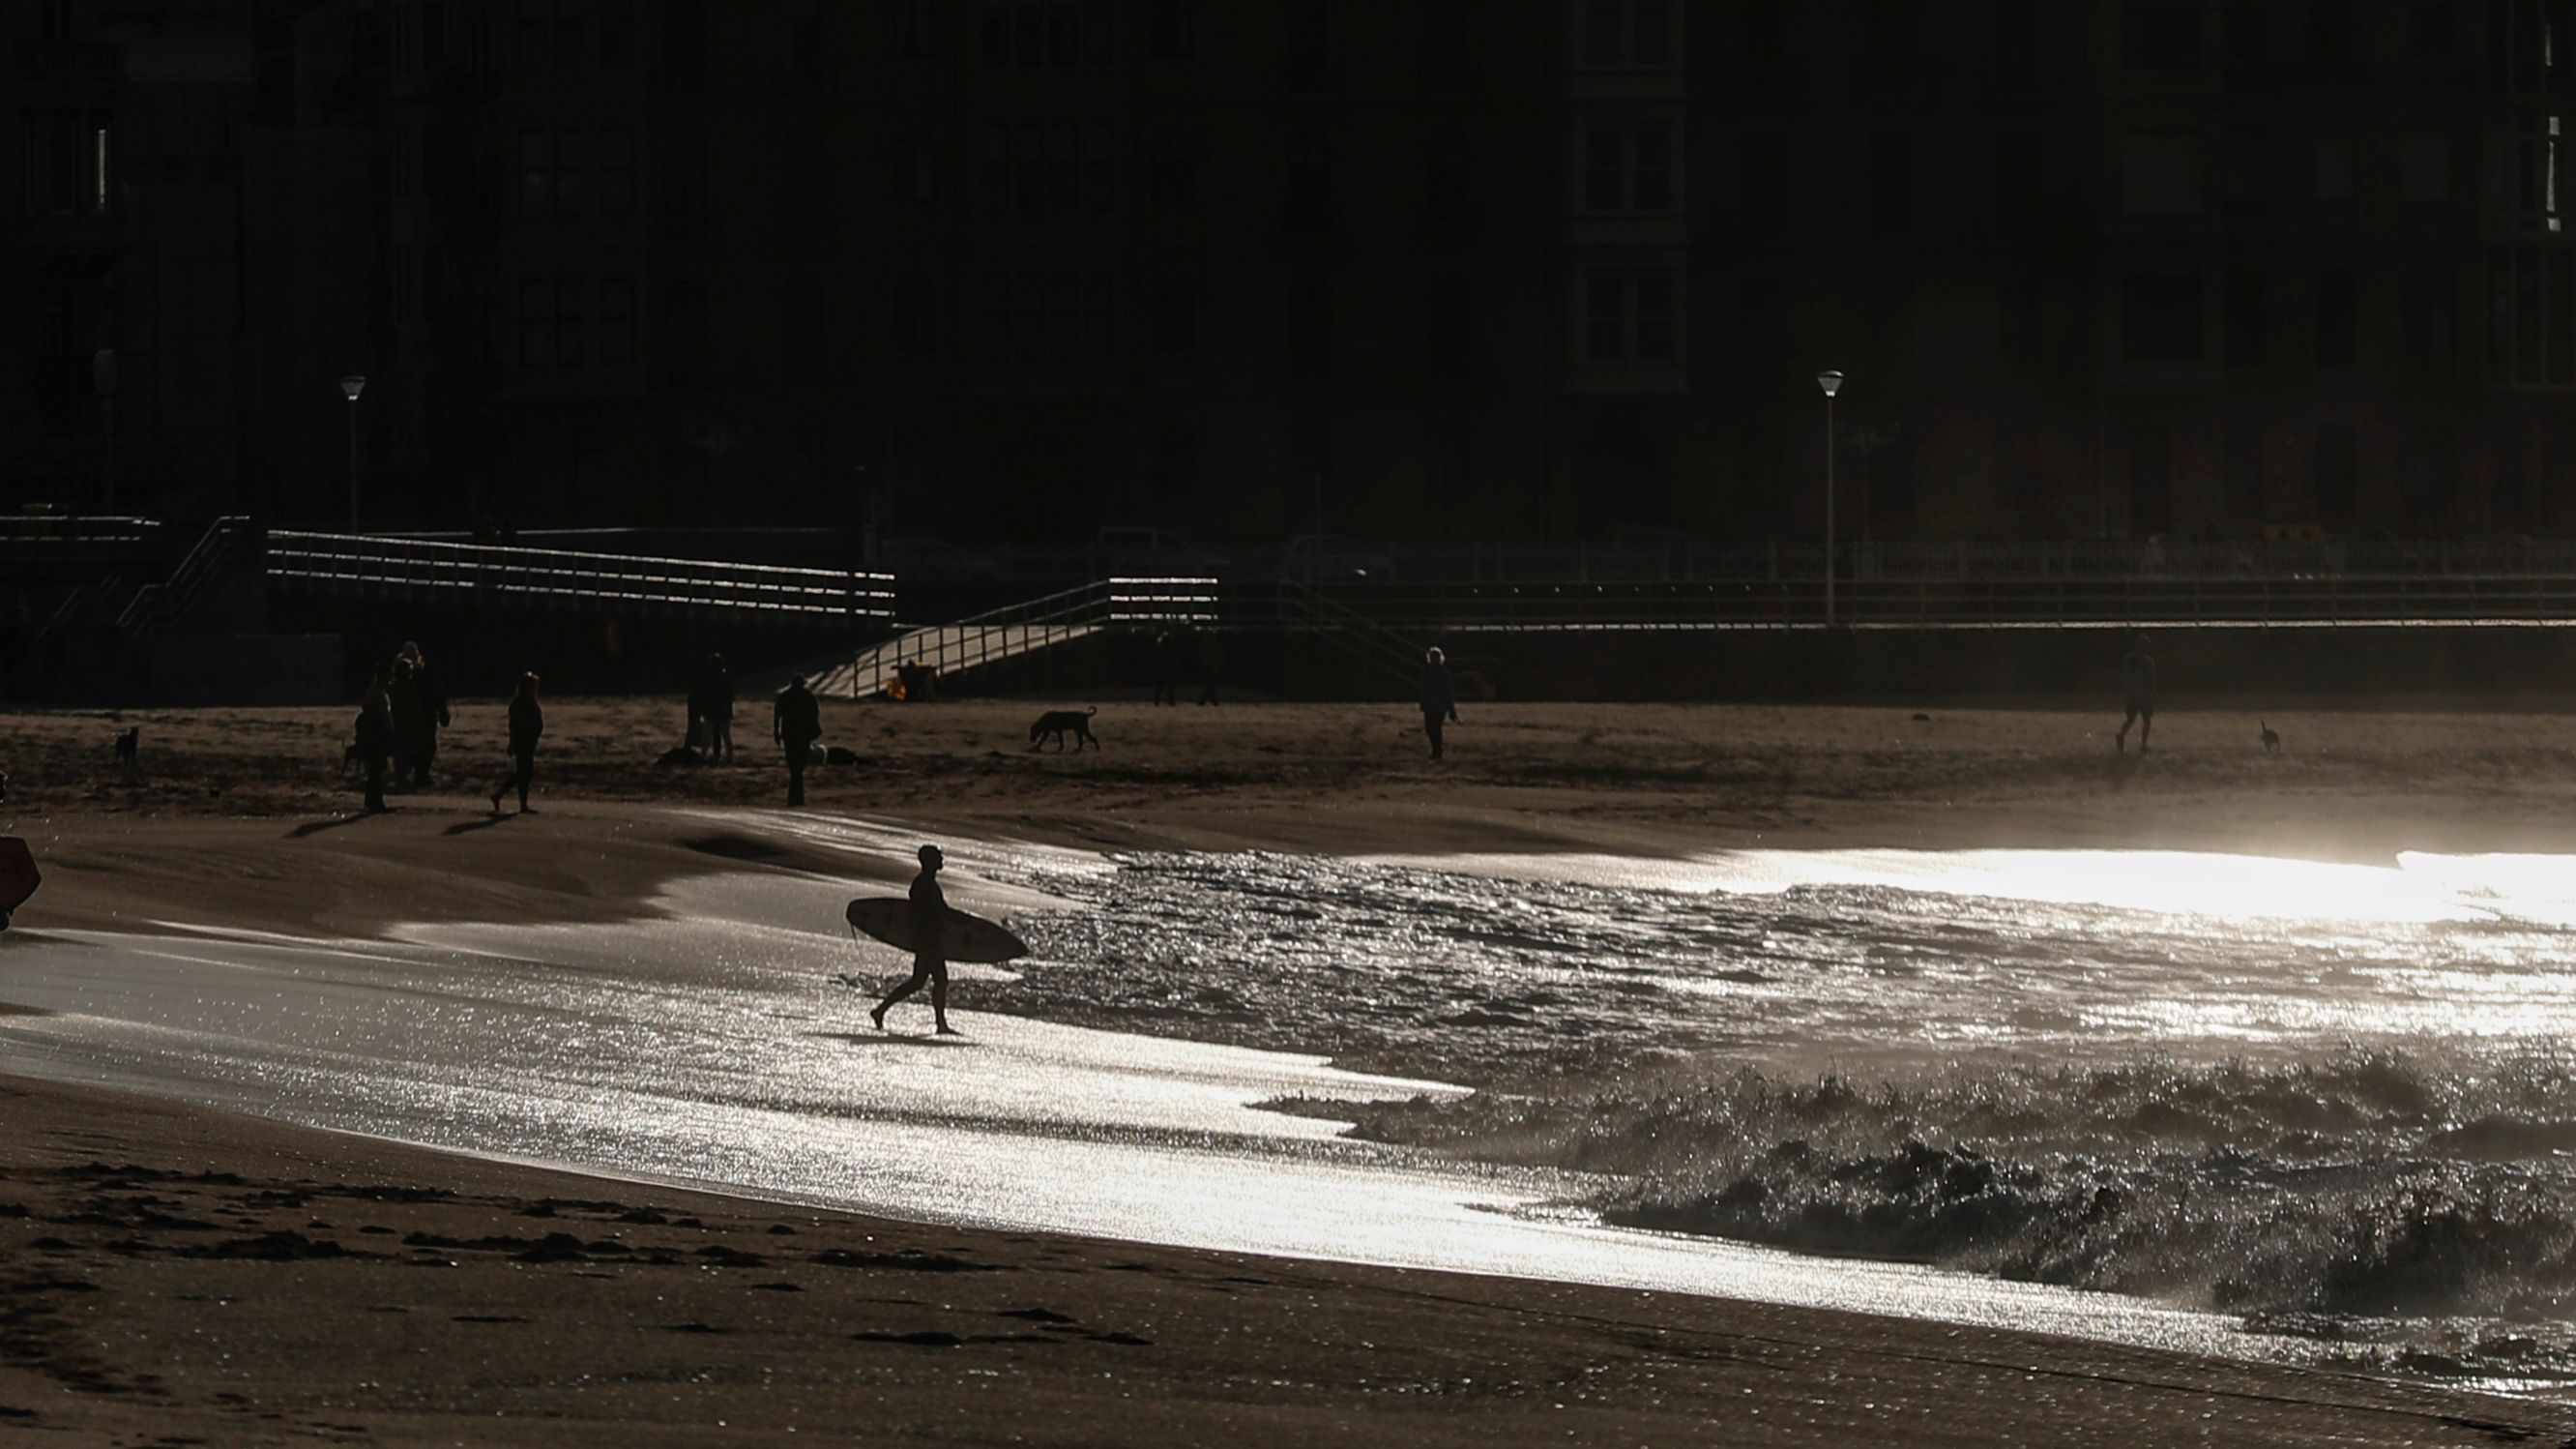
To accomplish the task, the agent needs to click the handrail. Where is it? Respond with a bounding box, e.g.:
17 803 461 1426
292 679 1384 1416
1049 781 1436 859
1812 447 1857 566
834 577 1219 697
264 529 894 623
118 516 252 636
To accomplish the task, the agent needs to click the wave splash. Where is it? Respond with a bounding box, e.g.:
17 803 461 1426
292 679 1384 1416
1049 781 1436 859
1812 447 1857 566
1339 1048 2576 1380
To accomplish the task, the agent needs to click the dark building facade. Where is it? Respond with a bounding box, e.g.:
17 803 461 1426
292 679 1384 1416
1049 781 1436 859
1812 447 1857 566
4 0 2570 544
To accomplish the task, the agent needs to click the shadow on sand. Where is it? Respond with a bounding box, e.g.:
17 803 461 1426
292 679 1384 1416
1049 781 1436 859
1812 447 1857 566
806 1031 972 1049
443 814 514 837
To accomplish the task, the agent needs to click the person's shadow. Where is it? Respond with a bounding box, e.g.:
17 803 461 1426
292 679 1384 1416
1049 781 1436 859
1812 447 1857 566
286 813 388 839
807 1030 971 1049
443 815 513 837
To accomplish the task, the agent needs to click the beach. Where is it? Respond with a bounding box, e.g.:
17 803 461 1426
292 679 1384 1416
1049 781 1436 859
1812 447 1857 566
5 696 2576 1444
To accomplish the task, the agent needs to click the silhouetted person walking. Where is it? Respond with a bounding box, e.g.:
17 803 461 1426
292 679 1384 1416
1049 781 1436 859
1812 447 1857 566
696 652 735 762
871 844 956 1035
1152 630 1178 706
399 641 450 787
355 665 394 813
1196 633 1224 706
1419 647 1460 759
489 672 543 813
775 673 822 807
388 655 423 790
2116 633 2157 755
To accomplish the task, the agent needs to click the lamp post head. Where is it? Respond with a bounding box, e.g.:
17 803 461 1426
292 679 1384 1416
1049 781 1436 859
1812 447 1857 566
340 375 367 401
1816 370 1844 399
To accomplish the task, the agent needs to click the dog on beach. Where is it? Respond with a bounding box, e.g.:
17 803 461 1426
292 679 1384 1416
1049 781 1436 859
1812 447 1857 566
2260 720 2281 754
341 741 363 772
825 745 862 766
1028 707 1098 752
112 726 138 764
653 745 699 767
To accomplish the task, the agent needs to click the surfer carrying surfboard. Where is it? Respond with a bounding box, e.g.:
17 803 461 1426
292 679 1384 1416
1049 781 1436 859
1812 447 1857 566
870 844 957 1035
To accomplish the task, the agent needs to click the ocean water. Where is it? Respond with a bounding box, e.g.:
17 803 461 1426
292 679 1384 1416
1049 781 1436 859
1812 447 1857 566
990 843 2576 1390
3 816 2574 1390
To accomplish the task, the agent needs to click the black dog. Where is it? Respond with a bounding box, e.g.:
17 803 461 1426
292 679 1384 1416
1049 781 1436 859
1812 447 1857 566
1028 707 1098 752
112 726 138 764
653 745 700 767
341 741 363 772
2260 719 2281 754
825 745 863 765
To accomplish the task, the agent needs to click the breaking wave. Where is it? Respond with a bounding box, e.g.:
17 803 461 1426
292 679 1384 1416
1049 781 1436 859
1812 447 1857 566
990 846 2576 1384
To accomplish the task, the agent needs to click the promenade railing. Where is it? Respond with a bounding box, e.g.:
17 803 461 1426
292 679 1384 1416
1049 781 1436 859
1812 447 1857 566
265 530 895 625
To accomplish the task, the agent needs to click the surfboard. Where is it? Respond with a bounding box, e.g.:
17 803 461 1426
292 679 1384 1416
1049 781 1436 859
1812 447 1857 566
0 837 39 924
844 897 1029 963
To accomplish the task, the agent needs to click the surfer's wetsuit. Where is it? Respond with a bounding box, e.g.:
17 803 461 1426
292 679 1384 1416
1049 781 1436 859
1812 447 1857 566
872 867 953 1033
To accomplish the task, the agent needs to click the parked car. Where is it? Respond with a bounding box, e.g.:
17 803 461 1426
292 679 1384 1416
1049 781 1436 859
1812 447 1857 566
1279 532 1397 582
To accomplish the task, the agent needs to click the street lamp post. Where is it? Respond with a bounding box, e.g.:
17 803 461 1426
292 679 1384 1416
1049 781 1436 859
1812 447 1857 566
1817 370 1843 626
340 375 367 528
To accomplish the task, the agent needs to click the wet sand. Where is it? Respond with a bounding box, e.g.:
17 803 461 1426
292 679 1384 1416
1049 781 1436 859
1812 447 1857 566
5 698 2576 1442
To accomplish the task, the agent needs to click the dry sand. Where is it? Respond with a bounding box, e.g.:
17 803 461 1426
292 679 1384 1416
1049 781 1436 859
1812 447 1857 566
4 697 2576 1444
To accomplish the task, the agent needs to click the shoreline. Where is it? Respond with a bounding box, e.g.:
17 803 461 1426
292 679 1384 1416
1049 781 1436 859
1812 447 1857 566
4 1071 2569 1446
8 700 2576 1440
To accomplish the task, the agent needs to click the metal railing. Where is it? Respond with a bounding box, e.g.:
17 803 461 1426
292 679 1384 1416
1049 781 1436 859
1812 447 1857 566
831 577 1217 698
265 530 895 624
1235 574 2576 632
118 516 252 636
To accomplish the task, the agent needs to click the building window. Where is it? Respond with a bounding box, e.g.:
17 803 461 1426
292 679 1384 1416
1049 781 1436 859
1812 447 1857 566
2313 133 2356 215
1149 132 1196 204
1870 133 1913 228
1277 0 1333 91
1578 119 1677 214
519 279 552 366
1280 133 1333 234
2396 132 2451 205
2225 268 2269 368
894 135 939 203
1580 263 1680 364
2314 268 2356 369
1150 0 1195 60
893 279 939 359
26 112 112 216
517 0 582 70
2120 2 2203 71
1421 0 1480 90
1150 272 1196 356
979 118 1114 219
518 129 553 216
1577 0 1675 69
2120 133 2204 216
2410 0 2453 60
663 278 710 377
600 276 635 364
555 279 585 365
1423 129 1473 228
599 0 635 66
2122 274 2204 364
783 0 829 88
599 128 634 214
555 127 587 216
2490 248 2576 385
978 269 1114 365
2509 115 2563 233
895 0 935 58
2304 1 2355 60
980 0 1112 70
